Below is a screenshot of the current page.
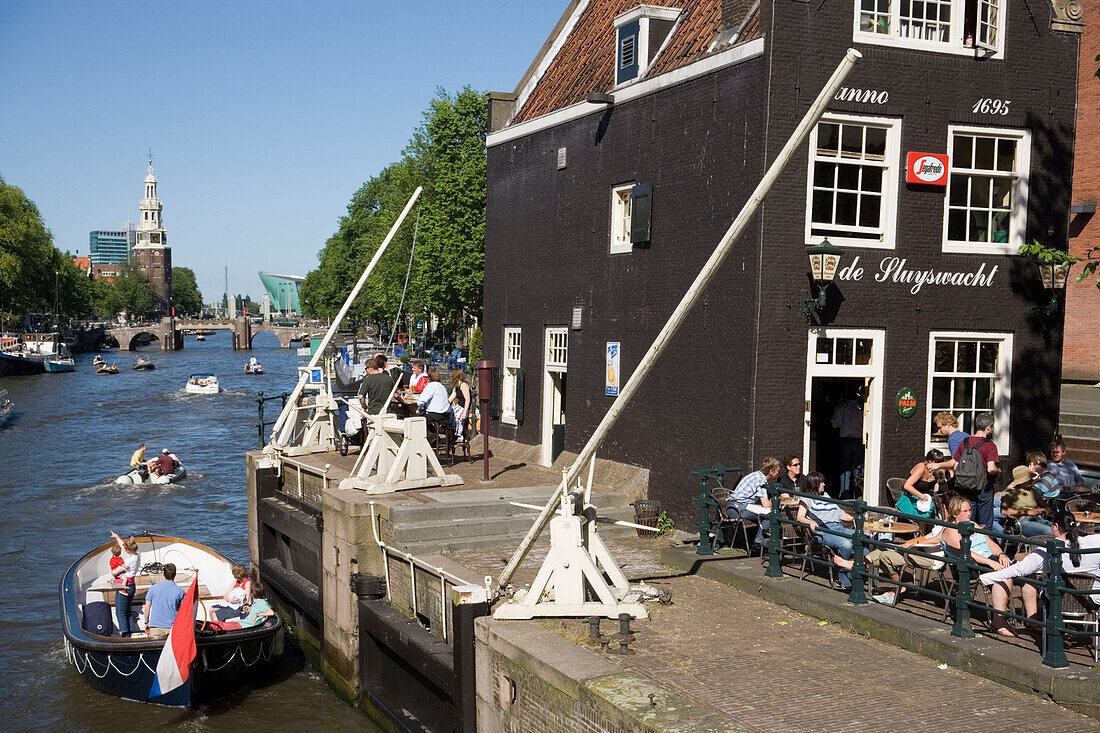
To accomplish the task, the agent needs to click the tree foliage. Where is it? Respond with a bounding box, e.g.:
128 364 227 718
99 261 156 317
170 266 204 316
301 86 486 332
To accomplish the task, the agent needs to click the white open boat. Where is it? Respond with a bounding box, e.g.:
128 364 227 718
185 374 219 395
0 389 13 425
60 535 281 707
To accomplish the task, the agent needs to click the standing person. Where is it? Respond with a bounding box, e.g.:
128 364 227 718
934 412 969 457
896 450 945 519
778 455 808 494
831 389 863 499
108 531 140 636
1048 437 1086 490
142 563 185 639
407 360 428 393
930 412 1001 530
358 355 394 415
415 370 451 426
448 370 473 438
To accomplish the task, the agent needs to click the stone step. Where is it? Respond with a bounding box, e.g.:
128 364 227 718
395 521 641 555
1063 436 1100 470
390 506 639 545
387 490 633 525
1059 411 1100 428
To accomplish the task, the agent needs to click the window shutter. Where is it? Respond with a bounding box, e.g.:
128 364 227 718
630 183 652 244
515 369 525 424
616 21 640 84
490 367 501 419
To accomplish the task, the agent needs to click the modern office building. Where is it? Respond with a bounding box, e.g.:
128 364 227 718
88 224 136 265
258 272 304 314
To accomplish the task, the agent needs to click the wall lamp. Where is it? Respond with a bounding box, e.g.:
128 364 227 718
1030 261 1071 319
585 92 615 105
801 239 843 317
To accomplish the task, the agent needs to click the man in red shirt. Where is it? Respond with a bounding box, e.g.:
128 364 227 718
152 449 176 477
930 412 1000 528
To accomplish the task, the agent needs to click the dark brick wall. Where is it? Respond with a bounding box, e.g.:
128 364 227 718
484 2 1080 525
485 58 767 519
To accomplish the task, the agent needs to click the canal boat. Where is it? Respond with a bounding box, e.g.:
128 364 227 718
60 535 282 707
115 460 187 485
244 361 264 375
0 389 12 425
93 354 106 367
44 351 76 372
185 374 219 394
132 358 155 371
0 333 69 376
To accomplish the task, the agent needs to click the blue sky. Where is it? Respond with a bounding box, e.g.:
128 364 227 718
0 1 563 302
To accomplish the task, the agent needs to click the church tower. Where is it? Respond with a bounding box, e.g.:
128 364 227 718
130 157 173 312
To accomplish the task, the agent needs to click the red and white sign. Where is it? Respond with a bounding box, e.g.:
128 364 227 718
906 152 949 185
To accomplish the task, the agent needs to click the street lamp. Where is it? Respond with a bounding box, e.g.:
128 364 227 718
801 239 844 317
1030 261 1071 319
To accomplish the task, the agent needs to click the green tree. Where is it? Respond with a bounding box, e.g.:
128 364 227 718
170 266 204 316
101 261 156 318
0 174 61 315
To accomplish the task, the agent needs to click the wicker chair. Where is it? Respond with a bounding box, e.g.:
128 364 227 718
710 487 758 552
885 477 906 507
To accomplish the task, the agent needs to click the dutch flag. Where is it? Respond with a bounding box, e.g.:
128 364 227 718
148 573 198 701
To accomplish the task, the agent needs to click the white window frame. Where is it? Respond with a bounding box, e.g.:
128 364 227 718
609 183 635 255
545 327 568 372
924 331 1012 455
805 113 901 250
942 125 1030 255
852 0 1006 59
502 327 521 425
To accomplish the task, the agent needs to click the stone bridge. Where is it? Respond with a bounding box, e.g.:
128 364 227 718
87 318 314 351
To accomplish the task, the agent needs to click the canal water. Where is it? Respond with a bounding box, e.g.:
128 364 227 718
0 330 370 730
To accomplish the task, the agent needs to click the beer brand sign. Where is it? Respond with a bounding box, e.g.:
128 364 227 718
906 152 949 186
895 387 917 418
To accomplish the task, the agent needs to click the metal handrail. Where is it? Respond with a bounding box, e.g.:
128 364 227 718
762 484 1100 668
255 391 289 449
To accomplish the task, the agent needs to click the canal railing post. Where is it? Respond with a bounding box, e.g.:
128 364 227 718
765 483 783 578
693 468 716 556
846 499 868 605
257 391 265 450
1042 540 1069 669
951 522 975 638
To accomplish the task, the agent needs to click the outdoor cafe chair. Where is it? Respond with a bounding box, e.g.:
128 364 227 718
797 522 842 589
885 477 906 508
710 487 757 553
1042 572 1100 663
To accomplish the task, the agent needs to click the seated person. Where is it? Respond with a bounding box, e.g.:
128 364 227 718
415 370 451 425
940 495 1012 633
1000 463 1052 537
979 510 1100 637
796 472 856 589
151 448 175 476
208 581 275 631
778 455 808 493
213 564 253 620
143 563 186 639
1027 448 1061 503
1048 438 1086 490
896 450 945 519
865 519 950 605
358 355 395 415
407 360 428 393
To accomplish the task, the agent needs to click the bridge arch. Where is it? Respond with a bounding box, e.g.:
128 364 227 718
94 333 120 350
127 331 161 351
249 326 293 349
250 330 284 349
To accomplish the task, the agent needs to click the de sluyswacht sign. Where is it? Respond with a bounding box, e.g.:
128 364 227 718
896 387 917 418
606 342 620 396
836 255 999 295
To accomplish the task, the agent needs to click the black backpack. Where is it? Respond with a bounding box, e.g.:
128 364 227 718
954 437 992 491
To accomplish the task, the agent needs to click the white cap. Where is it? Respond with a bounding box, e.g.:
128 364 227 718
162 448 170 454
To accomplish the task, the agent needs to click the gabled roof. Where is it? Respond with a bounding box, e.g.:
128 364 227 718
511 0 760 125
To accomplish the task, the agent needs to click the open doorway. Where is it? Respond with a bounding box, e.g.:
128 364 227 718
803 329 884 503
541 327 568 466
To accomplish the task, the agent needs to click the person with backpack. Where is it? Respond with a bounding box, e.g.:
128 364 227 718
928 412 1001 529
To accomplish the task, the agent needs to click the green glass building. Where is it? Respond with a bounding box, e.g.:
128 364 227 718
258 272 304 314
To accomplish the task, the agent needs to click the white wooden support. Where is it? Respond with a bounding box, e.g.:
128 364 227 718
280 387 339 456
338 417 462 493
493 511 647 621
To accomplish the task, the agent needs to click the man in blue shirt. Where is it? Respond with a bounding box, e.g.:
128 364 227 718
143 563 186 639
934 412 969 458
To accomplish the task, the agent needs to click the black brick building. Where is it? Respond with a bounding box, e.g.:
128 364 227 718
484 0 1083 523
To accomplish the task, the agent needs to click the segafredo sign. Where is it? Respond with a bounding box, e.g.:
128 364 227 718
906 152 949 186
836 256 999 295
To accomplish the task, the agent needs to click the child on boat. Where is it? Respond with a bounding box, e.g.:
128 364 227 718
213 565 253 620
109 545 124 584
208 582 274 630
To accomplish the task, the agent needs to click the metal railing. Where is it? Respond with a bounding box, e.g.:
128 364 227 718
256 391 289 449
759 484 1100 669
692 464 743 556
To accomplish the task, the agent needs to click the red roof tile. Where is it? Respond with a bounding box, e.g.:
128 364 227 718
512 0 759 125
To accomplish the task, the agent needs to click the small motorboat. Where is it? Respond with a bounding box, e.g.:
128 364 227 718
45 354 76 372
185 374 219 394
244 362 264 375
195 334 206 342
132 359 155 371
97 364 119 375
115 461 186 485
93 355 106 366
60 535 282 707
0 389 13 425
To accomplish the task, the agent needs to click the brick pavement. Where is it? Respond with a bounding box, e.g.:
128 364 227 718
453 537 1100 732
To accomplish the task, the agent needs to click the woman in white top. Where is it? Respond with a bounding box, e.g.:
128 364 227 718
109 531 140 636
981 510 1100 637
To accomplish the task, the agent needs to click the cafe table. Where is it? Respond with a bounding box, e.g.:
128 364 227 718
1073 510 1100 527
863 518 920 537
